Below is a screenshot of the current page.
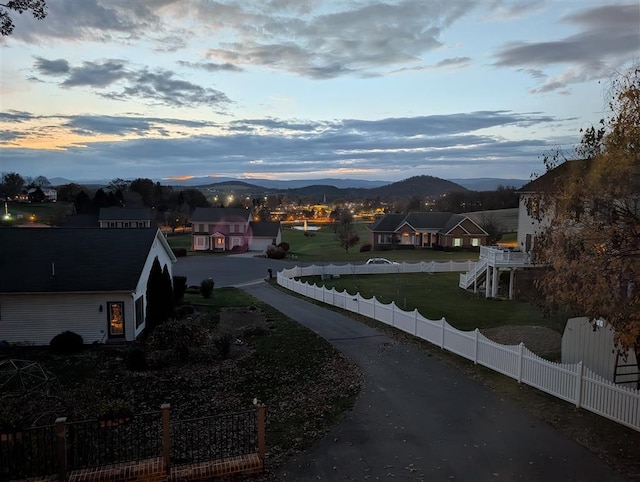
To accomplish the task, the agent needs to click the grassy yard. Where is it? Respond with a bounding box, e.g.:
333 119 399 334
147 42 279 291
299 272 566 333
165 233 192 250
4 201 74 225
282 222 479 263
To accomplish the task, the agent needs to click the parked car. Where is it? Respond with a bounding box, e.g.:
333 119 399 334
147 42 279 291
365 257 399 265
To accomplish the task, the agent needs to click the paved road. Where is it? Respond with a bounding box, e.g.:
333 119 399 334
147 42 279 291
243 283 627 482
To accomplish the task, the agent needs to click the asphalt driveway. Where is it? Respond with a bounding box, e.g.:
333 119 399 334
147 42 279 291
243 282 628 482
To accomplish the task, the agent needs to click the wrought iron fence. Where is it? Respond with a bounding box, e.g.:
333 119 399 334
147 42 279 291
171 409 258 465
66 411 163 470
0 424 57 481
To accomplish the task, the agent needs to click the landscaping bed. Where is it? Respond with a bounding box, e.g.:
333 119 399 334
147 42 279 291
0 288 363 478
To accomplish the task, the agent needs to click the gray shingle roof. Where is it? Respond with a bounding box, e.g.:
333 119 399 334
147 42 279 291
249 221 281 237
370 212 485 235
191 207 252 223
0 228 161 293
99 207 152 221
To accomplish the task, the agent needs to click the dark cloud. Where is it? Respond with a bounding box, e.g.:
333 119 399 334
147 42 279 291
494 3 640 93
0 110 34 123
33 57 70 75
33 58 232 108
63 114 217 136
178 61 244 72
1 110 562 180
205 1 475 79
61 60 128 87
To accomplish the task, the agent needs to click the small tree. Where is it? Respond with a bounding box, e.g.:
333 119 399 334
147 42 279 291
200 278 215 299
162 264 174 318
173 275 187 304
146 257 166 331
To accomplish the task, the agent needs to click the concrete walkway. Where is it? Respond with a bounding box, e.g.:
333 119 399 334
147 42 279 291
243 283 628 482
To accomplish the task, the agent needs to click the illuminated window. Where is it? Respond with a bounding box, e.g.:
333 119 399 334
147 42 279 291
108 302 124 337
454 238 462 247
472 238 479 247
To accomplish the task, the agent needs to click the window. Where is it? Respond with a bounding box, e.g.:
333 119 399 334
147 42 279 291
377 234 393 244
471 238 479 247
107 302 125 337
454 238 462 247
135 297 144 329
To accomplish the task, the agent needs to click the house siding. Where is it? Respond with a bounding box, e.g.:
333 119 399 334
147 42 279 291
0 292 134 345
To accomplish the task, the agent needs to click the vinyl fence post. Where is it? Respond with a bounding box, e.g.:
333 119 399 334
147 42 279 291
161 403 171 474
517 343 524 383
440 317 446 349
257 404 266 467
474 328 479 365
391 302 396 327
55 417 67 481
414 309 418 336
575 362 584 407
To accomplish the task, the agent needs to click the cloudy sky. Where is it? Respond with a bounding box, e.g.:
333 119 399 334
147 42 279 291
1 0 638 184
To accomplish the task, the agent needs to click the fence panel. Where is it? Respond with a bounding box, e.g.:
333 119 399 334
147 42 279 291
520 352 577 404
171 410 257 466
474 338 520 379
392 306 417 335
0 424 57 480
442 325 475 361
581 368 640 431
66 411 162 471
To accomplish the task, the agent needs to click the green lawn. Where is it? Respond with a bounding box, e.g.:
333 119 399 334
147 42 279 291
300 272 566 333
283 222 479 263
4 201 74 225
165 233 192 250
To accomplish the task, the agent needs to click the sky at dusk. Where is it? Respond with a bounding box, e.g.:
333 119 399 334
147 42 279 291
1 0 638 184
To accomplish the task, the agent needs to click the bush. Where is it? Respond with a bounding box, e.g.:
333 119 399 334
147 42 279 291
230 244 248 253
266 245 287 259
147 318 208 362
359 243 372 252
213 333 233 360
50 331 84 354
126 347 147 371
172 247 187 257
173 276 187 304
278 242 290 252
200 278 215 298
175 304 196 318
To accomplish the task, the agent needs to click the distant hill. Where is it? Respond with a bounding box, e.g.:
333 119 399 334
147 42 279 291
368 175 467 199
449 178 527 191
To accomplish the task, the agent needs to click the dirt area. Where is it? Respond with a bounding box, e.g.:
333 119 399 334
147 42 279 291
480 325 562 360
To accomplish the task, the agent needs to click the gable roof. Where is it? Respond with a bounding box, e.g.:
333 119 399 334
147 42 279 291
519 159 592 193
370 212 487 235
99 207 152 221
249 221 281 237
0 228 173 294
191 207 252 223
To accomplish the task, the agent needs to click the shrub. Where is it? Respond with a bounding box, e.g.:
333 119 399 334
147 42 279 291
266 245 287 259
200 278 215 298
173 275 187 304
172 247 187 257
147 318 209 362
126 347 147 371
213 333 233 360
359 243 372 252
175 304 196 318
278 242 290 252
50 331 84 354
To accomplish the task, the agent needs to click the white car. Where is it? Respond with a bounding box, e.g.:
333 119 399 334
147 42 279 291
365 257 399 265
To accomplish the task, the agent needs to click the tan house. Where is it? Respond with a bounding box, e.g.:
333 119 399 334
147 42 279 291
191 207 282 252
0 228 176 345
368 212 488 251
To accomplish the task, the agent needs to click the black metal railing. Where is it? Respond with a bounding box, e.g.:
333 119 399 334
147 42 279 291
66 411 163 470
0 425 57 481
0 404 264 480
171 409 258 465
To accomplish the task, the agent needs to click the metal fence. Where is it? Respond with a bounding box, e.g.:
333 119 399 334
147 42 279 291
0 404 265 481
278 265 640 432
0 424 57 481
171 409 258 465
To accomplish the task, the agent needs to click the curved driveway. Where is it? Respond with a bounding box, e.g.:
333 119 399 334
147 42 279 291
176 257 627 481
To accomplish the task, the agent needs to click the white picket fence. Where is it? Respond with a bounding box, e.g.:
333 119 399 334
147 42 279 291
277 263 640 432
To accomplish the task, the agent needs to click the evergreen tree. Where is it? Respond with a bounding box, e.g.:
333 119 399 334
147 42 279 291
162 264 174 318
145 257 165 331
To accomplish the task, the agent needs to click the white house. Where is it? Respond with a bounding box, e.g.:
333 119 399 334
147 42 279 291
0 228 176 345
